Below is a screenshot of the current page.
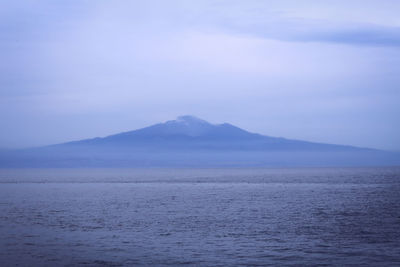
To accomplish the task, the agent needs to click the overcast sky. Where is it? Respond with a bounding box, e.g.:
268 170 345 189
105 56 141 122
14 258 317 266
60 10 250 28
1 0 400 150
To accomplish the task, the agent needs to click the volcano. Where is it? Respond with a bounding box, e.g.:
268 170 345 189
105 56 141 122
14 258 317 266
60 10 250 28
1 116 398 167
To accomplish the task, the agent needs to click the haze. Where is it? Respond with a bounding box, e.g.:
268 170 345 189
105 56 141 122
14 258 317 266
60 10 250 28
1 0 399 150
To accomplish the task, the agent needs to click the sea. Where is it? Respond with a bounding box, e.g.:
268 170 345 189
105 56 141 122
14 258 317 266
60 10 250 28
0 167 399 266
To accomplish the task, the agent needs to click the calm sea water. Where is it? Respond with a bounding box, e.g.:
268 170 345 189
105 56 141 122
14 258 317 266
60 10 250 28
0 167 399 266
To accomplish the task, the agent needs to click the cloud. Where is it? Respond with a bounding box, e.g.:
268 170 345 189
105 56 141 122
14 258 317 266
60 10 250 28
223 18 400 47
299 25 400 47
2 0 400 47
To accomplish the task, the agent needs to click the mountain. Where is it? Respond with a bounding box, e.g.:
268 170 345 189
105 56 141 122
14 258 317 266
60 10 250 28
1 115 399 167
48 115 367 151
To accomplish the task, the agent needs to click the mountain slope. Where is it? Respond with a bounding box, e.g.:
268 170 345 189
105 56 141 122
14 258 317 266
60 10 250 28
0 115 398 167
52 115 365 151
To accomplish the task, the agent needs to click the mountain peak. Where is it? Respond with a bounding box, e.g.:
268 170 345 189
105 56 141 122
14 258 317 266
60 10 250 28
175 115 211 125
160 115 213 136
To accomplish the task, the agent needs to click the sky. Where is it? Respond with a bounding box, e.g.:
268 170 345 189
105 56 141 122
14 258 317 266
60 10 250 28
1 0 400 150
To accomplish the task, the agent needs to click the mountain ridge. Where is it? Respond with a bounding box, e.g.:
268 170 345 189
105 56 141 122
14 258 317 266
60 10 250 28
0 115 398 167
50 115 366 151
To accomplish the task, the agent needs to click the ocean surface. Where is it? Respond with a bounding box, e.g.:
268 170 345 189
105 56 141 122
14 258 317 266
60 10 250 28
0 167 399 266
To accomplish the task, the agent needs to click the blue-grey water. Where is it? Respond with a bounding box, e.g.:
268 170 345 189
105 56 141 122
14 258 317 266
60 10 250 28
0 167 400 266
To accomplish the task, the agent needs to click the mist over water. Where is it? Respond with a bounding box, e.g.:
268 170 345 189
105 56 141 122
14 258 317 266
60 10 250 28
1 167 399 266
